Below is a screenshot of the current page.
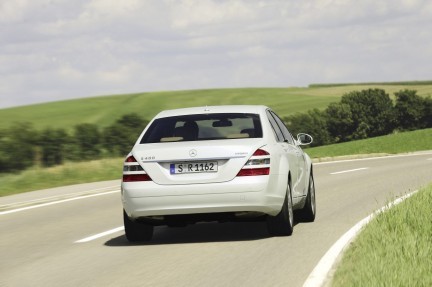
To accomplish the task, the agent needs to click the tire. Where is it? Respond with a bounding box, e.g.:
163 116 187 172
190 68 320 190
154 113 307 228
298 173 316 222
267 182 294 236
123 210 154 242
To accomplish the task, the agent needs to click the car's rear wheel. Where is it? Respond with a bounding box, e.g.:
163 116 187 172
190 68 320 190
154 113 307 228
267 182 294 236
298 173 316 222
123 210 153 242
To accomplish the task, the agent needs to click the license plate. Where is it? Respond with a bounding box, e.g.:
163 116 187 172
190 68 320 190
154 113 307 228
170 161 218 174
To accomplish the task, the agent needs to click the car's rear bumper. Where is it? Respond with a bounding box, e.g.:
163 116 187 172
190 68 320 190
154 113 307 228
122 175 285 219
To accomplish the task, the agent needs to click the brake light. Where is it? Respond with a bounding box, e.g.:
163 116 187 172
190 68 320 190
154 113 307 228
123 155 152 182
253 149 269 156
125 155 137 162
237 168 270 176
237 148 270 177
123 174 152 182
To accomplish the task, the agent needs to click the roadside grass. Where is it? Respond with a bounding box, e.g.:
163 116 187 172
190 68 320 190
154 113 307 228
0 158 123 197
306 128 432 159
331 184 432 287
1 83 431 131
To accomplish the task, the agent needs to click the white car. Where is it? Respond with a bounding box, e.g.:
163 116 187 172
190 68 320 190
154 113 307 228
121 105 315 241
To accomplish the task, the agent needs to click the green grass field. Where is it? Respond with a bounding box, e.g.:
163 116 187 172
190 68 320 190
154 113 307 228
306 128 432 159
0 88 335 131
331 184 432 286
1 83 432 131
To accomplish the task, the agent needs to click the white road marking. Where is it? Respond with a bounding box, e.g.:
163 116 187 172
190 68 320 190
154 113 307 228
314 151 432 165
0 190 120 216
330 167 369 175
302 191 418 287
6 186 119 207
75 226 124 243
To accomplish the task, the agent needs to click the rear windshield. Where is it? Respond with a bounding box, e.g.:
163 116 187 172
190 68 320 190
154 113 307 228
140 113 262 144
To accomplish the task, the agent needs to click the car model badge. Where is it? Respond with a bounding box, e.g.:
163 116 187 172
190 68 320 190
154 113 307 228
189 149 197 157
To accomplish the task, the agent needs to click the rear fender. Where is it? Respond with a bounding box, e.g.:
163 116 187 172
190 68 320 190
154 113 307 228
296 164 313 209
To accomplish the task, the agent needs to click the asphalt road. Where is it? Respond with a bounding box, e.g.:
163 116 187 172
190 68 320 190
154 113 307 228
1 152 431 287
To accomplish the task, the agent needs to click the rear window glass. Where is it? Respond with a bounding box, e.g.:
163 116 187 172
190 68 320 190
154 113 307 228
140 113 262 144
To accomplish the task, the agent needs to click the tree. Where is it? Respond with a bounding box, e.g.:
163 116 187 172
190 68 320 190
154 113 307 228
332 89 396 140
102 123 131 156
284 109 333 147
325 102 354 142
74 123 101 160
0 129 9 172
0 123 38 172
423 96 432 128
39 128 68 167
394 90 430 130
102 113 148 156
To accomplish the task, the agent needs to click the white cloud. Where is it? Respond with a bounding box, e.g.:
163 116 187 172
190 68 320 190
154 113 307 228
0 0 431 109
0 0 32 23
170 0 256 29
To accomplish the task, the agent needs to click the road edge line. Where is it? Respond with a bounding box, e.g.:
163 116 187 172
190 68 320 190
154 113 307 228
75 226 124 243
0 190 120 215
313 150 432 165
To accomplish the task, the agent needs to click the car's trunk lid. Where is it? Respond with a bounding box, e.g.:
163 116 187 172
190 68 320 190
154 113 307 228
132 139 265 185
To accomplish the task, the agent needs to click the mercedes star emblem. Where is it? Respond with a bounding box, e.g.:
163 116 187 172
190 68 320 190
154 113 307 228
189 149 197 157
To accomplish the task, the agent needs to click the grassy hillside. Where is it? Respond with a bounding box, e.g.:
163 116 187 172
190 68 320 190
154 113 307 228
306 128 432 159
309 79 432 87
1 84 431 131
0 88 333 131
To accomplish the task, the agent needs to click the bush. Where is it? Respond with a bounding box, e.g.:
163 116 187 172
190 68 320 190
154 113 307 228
325 103 355 143
394 90 432 130
73 123 101 160
0 123 38 172
325 89 396 142
424 97 432 128
39 128 68 167
102 113 148 156
284 109 333 146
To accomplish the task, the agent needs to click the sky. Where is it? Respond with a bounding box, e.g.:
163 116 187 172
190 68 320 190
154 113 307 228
1 0 431 109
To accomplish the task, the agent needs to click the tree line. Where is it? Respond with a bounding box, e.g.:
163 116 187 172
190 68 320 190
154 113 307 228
0 114 148 173
284 89 432 147
1 88 431 173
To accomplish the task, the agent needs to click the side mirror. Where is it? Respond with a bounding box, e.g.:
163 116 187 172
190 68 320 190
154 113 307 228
297 133 313 145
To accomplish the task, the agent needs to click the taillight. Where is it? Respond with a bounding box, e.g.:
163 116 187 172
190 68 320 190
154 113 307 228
237 168 270 176
125 155 137 162
123 155 152 182
237 148 271 177
252 149 269 156
123 174 152 182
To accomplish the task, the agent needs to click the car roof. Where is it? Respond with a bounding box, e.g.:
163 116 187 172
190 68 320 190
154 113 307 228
155 105 270 118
